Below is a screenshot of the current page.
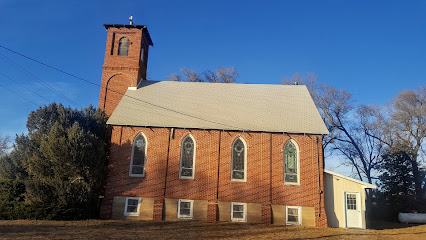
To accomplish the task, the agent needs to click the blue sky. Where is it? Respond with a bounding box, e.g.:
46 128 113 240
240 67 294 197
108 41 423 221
0 0 425 175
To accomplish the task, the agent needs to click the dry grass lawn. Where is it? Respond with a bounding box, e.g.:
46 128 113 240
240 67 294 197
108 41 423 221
0 220 425 240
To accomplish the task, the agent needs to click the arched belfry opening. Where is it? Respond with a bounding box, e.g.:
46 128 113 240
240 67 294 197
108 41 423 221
118 37 129 56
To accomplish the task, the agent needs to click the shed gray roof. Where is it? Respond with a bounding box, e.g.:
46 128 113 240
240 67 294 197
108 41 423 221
107 80 329 135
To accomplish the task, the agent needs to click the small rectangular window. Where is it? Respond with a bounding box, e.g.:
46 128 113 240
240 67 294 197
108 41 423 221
346 194 357 210
286 206 301 225
124 197 141 216
231 202 247 222
177 199 194 219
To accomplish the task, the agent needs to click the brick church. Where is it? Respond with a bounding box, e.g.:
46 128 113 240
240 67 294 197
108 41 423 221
98 22 329 227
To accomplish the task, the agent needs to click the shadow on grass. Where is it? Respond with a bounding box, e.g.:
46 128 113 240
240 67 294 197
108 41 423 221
290 232 426 240
1 220 426 240
367 220 422 230
0 220 308 239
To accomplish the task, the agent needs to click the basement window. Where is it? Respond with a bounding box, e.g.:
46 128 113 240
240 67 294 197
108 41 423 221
124 197 141 216
177 199 194 219
286 206 302 225
231 202 247 222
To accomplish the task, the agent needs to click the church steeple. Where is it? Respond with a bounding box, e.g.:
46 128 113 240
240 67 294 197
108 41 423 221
98 20 153 116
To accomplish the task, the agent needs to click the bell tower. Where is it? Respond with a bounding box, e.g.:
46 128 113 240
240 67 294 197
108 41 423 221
98 20 154 116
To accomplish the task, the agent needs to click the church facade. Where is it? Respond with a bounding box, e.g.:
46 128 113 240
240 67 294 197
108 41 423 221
98 23 329 227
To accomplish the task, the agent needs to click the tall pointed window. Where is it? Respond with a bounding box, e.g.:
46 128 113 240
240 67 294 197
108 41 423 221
130 133 147 177
231 137 247 181
284 140 299 184
179 135 195 179
118 37 129 56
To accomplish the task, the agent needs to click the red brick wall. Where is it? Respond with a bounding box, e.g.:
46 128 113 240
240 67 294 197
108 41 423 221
165 129 220 201
217 132 272 223
270 134 327 227
100 126 327 227
100 126 170 219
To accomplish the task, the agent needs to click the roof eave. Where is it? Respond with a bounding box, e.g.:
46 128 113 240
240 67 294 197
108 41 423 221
105 122 328 135
324 169 377 189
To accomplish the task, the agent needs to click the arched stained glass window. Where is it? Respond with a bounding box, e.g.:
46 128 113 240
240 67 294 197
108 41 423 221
130 133 146 176
118 37 129 56
180 135 195 179
284 140 299 184
232 138 246 181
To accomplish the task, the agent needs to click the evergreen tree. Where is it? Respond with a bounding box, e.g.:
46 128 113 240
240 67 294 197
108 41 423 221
378 144 425 218
0 103 109 219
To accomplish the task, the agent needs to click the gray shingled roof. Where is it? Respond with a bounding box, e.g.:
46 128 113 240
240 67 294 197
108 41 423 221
107 80 329 135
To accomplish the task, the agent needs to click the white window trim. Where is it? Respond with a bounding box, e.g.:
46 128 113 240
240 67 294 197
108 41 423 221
231 137 247 182
286 206 302 225
283 139 300 185
124 197 141 216
231 202 247 222
177 199 194 219
129 132 148 177
179 134 196 179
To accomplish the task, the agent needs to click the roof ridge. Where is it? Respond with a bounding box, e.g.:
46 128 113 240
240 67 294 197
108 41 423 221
139 80 308 87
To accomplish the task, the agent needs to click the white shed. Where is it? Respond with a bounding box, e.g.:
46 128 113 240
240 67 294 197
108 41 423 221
324 170 376 229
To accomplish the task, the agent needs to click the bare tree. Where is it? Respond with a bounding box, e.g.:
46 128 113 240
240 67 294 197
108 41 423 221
282 73 385 183
167 67 238 83
0 133 9 156
167 67 205 82
167 73 182 82
204 67 239 83
379 86 426 199
337 105 385 183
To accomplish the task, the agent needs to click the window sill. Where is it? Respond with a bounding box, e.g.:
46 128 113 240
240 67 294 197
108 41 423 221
179 177 194 180
284 182 300 186
286 222 301 226
231 179 247 183
124 213 140 217
231 219 247 222
129 174 145 177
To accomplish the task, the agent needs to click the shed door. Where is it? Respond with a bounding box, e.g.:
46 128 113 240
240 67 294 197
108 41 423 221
345 192 362 228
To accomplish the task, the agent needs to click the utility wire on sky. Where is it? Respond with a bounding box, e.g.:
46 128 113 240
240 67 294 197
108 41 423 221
0 82 39 107
0 72 51 103
0 52 82 108
0 45 247 131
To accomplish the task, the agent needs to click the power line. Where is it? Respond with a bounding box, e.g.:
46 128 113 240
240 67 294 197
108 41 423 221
0 45 247 131
0 52 82 108
0 47 98 88
0 72 51 102
0 53 81 108
0 82 39 107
